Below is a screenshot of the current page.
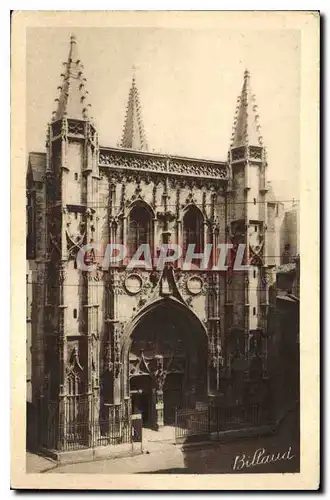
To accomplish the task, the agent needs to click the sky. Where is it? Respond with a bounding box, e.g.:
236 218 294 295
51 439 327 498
26 26 300 203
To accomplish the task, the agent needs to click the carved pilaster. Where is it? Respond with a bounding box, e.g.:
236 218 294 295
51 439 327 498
122 215 127 248
58 261 68 399
152 218 157 260
104 318 122 404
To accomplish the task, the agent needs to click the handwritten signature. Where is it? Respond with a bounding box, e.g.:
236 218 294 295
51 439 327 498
232 446 295 470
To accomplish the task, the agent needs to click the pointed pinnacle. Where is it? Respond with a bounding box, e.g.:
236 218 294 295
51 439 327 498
53 34 95 122
230 69 264 149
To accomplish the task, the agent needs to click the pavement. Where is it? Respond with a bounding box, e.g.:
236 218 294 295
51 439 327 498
26 452 57 473
27 407 300 475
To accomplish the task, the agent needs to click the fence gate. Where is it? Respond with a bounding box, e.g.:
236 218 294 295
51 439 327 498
174 407 210 443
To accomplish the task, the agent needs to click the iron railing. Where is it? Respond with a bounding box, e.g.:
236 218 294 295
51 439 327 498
175 403 263 443
37 397 136 452
44 419 133 452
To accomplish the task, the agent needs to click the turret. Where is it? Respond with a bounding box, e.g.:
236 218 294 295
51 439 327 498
45 35 100 440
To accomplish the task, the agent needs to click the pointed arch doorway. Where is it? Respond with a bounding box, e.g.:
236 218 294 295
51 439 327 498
125 298 208 429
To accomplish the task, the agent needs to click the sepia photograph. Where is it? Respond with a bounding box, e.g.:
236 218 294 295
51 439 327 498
11 10 319 490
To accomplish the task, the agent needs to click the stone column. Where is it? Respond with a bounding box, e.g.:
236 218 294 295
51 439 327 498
176 220 182 268
152 217 157 265
154 356 165 429
113 323 122 405
155 389 164 429
122 216 128 264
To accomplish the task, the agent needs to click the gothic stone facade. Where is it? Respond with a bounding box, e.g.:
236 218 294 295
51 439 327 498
26 36 279 443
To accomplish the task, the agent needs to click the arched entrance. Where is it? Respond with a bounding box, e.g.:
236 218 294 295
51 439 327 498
124 298 208 429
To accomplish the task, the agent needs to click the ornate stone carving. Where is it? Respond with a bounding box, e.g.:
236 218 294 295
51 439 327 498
129 351 151 377
104 340 113 372
108 269 122 295
169 159 228 179
49 232 61 254
124 273 143 295
186 276 204 295
67 346 83 374
68 119 85 136
105 322 123 378
177 271 208 297
231 146 246 162
249 146 263 160
175 188 181 218
51 120 62 138
249 242 264 266
99 151 167 172
155 369 167 391
186 296 193 307
120 183 126 211
99 150 228 180
58 262 67 284
151 184 157 209
150 270 161 287
113 327 122 378
108 269 154 298
184 191 196 206
260 268 272 287
202 191 207 214
125 181 143 207
156 210 176 224
66 227 86 259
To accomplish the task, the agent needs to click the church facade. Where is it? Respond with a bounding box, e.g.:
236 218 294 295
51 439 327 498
26 35 280 448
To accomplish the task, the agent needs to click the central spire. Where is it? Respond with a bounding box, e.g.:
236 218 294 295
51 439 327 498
120 70 148 151
230 69 264 149
52 34 93 122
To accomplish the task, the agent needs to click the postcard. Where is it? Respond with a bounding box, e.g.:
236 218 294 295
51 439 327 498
11 10 319 490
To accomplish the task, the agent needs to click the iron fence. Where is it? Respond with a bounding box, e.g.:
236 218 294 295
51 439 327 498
175 403 262 443
37 397 136 452
208 403 261 432
45 419 133 451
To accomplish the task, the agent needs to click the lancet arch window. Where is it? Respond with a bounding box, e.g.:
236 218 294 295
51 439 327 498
183 205 204 265
127 203 152 258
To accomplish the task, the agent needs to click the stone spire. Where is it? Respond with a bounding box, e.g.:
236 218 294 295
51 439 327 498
52 34 93 122
120 70 148 151
230 69 264 149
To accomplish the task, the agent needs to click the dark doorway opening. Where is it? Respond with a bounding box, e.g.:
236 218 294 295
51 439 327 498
130 375 153 427
164 373 184 425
